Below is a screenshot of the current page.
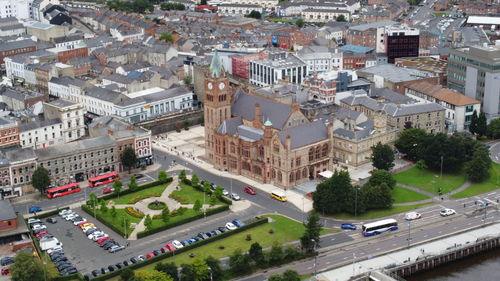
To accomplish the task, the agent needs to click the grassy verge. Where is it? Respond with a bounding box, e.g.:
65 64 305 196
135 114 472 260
139 215 334 268
93 208 142 233
392 186 430 203
329 203 434 220
170 182 224 205
394 167 466 194
452 163 500 198
111 183 169 204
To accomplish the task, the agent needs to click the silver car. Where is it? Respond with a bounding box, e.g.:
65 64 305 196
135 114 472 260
108 245 125 253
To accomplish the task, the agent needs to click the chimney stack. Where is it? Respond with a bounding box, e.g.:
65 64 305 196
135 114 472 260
291 102 300 112
253 103 262 128
286 134 292 150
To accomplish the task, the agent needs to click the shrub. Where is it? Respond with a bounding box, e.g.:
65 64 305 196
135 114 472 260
168 193 189 204
147 201 166 210
128 193 162 204
125 207 145 218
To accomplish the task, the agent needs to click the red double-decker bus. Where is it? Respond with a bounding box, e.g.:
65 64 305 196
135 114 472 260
46 183 81 199
88 171 120 187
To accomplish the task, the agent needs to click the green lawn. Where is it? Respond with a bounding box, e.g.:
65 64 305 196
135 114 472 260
394 167 466 194
392 186 430 203
452 163 500 198
93 208 142 236
330 203 434 220
149 208 216 229
111 183 170 204
140 215 335 268
170 182 224 205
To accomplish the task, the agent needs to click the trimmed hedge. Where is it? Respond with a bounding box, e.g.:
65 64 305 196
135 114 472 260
52 273 84 281
188 178 233 206
136 204 230 238
128 193 161 204
81 204 127 238
89 217 268 281
33 207 70 219
99 177 173 201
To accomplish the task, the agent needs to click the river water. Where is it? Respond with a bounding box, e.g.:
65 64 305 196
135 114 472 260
406 249 500 281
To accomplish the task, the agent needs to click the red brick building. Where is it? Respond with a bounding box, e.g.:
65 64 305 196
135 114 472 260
232 52 268 79
0 118 19 148
0 40 37 69
343 53 367 70
0 201 17 231
56 46 89 64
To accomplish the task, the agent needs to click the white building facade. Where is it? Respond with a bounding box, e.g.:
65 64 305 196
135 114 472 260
296 46 343 73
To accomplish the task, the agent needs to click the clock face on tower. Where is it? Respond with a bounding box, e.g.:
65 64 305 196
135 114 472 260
207 82 213 90
219 82 225 90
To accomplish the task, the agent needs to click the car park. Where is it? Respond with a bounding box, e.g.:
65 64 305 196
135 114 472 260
440 208 456 217
405 212 422 221
244 186 256 195
232 219 245 227
341 223 357 230
225 222 237 230
47 218 58 224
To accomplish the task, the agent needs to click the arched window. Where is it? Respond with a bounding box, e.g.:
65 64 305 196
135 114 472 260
277 171 282 183
309 148 314 161
296 170 301 180
315 146 321 159
290 172 294 182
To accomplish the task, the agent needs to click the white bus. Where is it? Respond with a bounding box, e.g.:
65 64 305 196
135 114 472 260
361 219 398 237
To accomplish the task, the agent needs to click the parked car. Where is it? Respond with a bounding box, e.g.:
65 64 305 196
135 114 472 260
32 224 47 231
172 240 183 249
152 250 162 256
222 189 229 196
1 266 10 276
59 210 72 216
97 237 110 244
197 232 209 240
244 186 256 195
0 257 14 266
218 226 228 233
46 218 57 224
230 193 241 201
35 231 48 238
225 222 237 230
102 187 114 194
146 253 155 259
165 243 176 251
109 245 125 253
61 267 77 275
122 260 130 267
91 270 101 277
440 208 456 217
100 268 109 275
134 174 145 179
341 223 357 230
232 219 245 227
405 212 422 221
137 255 146 261
130 257 138 264
29 206 43 213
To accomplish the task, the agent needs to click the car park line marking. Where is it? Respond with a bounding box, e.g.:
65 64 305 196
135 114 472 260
424 235 428 238
343 257 348 260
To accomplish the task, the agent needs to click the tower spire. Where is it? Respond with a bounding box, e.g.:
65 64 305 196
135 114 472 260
210 50 223 78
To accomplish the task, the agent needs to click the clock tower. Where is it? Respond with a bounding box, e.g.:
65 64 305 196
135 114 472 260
204 51 231 163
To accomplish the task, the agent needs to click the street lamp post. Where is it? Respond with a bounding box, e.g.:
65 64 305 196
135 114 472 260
407 220 412 248
355 188 358 217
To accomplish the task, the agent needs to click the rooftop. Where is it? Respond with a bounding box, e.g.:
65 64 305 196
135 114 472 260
358 64 436 83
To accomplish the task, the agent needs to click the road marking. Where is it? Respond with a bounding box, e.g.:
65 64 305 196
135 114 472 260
331 238 335 241
307 266 312 270
392 244 397 246
326 261 331 265
424 235 428 238
488 192 497 196
343 257 348 260
438 231 442 234
376 248 381 251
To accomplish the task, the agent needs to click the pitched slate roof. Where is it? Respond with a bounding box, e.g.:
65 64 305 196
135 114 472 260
0 200 16 221
278 120 328 149
217 116 243 135
232 92 291 130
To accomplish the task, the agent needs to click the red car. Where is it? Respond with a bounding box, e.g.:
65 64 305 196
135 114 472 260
165 243 176 251
35 231 48 238
77 221 88 228
1 267 9 276
97 237 110 244
146 253 155 259
244 186 256 195
102 187 114 194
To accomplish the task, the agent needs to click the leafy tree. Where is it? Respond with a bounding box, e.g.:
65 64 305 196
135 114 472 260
282 270 301 281
214 185 223 198
416 160 427 170
183 119 190 130
155 262 179 281
466 144 492 182
135 270 173 281
313 170 353 214
183 75 192 86
191 174 199 187
200 0 207 4
179 170 187 182
161 206 170 222
113 179 122 194
205 256 223 281
421 133 465 173
249 242 265 267
111 206 117 218
487 118 500 139
11 252 45 281
371 142 395 171
100 200 108 213
209 194 217 206
160 32 174 43
367 169 396 190
362 182 393 209
192 258 210 281
180 264 196 281
300 211 322 253
295 18 305 28
144 214 153 231
121 146 138 173
268 275 283 281
229 249 252 274
336 15 347 22
395 128 428 161
202 181 211 193
31 166 50 194
88 192 97 208
284 246 302 261
267 242 284 266
120 268 135 281
160 2 185 10
158 170 169 183
477 112 487 137
469 110 478 135
193 199 202 212
247 10 262 19
129 176 138 191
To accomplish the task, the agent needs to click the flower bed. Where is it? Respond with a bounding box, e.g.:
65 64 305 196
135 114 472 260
128 193 162 204
125 206 145 218
148 201 166 210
